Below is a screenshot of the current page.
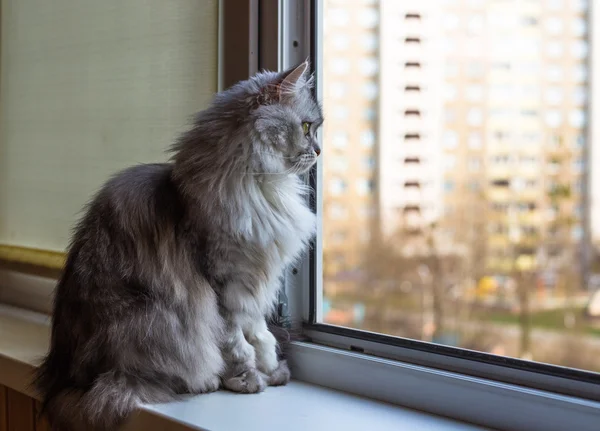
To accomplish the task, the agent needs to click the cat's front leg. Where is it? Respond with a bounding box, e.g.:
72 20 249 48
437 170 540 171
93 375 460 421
221 320 268 394
246 318 291 387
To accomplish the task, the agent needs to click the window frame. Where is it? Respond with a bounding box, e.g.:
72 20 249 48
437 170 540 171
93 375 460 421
270 1 600 430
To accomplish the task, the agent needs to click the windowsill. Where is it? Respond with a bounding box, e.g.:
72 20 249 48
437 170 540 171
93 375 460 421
0 304 488 431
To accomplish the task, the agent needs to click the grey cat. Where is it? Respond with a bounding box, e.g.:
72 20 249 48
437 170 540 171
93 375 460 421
34 61 323 430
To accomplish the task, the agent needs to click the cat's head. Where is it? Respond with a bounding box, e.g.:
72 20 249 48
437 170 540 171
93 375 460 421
221 61 324 175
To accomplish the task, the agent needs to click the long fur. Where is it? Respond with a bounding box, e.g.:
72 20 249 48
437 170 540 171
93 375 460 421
34 62 323 430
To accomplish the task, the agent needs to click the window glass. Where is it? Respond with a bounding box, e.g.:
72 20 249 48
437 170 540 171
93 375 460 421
321 0 599 373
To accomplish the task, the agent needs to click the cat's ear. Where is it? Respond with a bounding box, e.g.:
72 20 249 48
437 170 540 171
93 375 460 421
276 61 312 102
277 60 310 99
256 60 311 107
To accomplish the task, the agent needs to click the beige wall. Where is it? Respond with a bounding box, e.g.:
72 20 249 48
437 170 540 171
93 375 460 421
0 1 218 251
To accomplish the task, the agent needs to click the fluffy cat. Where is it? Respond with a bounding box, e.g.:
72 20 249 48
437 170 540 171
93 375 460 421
34 61 323 430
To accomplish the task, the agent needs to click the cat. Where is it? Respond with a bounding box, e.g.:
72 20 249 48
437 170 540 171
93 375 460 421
34 61 323 430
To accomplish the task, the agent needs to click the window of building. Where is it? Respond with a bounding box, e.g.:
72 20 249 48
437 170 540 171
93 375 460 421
331 58 350 75
572 17 587 36
361 34 378 52
572 87 587 105
466 85 484 102
468 14 485 34
356 179 374 195
330 157 348 172
571 40 589 59
546 41 564 57
444 13 460 30
444 85 458 101
363 82 379 100
546 65 563 82
329 178 348 195
360 57 378 76
466 61 485 78
468 132 482 149
569 110 586 127
359 8 379 28
332 34 350 51
330 82 347 99
547 0 564 10
444 130 459 148
545 17 564 34
467 108 483 126
332 131 349 148
444 154 457 170
329 8 350 27
545 110 563 128
445 61 459 78
361 129 375 147
332 106 349 120
329 202 349 220
573 64 588 82
468 157 481 172
545 87 563 105
363 108 376 121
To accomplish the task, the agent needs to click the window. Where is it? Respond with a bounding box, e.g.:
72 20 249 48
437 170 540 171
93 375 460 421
310 2 600 429
360 57 378 76
467 108 483 126
358 8 379 28
546 65 563 82
569 109 586 127
572 17 587 36
329 178 347 195
361 34 378 52
332 106 349 120
331 58 350 75
330 157 348 172
571 40 589 59
444 130 459 148
468 132 482 149
332 131 349 148
545 110 563 128
356 178 374 195
468 157 481 172
573 87 587 105
328 8 350 27
573 64 588 82
363 108 376 121
545 87 563 105
545 17 564 34
546 41 564 57
444 154 457 170
332 34 350 51
363 82 378 99
361 130 375 147
466 85 483 101
329 82 347 99
444 85 458 101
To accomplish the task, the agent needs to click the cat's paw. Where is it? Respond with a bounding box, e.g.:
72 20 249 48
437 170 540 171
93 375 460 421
191 375 221 394
222 369 267 394
267 360 291 386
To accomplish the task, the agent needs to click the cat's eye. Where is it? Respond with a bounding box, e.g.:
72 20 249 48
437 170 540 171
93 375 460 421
302 122 311 135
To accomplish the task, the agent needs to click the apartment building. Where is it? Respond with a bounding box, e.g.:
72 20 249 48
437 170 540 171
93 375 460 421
322 0 380 290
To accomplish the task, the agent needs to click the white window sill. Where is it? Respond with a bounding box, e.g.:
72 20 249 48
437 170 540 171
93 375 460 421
0 304 486 431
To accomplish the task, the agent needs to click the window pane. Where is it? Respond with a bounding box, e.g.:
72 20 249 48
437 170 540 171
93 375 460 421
320 0 599 373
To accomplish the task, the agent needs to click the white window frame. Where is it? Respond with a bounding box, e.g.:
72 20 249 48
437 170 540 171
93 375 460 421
268 1 600 430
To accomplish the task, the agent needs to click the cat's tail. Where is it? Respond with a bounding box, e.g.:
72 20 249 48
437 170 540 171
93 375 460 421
35 369 176 431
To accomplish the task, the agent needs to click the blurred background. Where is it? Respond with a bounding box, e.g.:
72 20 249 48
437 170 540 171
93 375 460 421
320 0 600 372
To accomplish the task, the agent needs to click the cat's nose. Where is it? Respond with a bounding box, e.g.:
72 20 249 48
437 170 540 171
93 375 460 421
313 144 321 156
